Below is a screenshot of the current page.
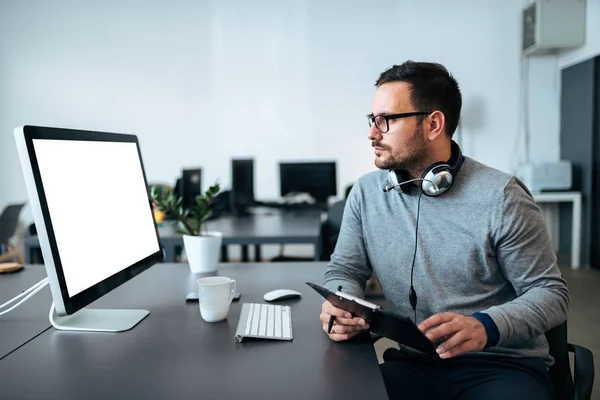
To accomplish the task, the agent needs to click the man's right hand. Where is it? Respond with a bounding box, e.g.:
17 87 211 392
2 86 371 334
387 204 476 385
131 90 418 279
320 300 370 341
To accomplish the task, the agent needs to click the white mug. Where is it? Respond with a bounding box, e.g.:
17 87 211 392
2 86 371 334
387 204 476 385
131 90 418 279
197 276 236 322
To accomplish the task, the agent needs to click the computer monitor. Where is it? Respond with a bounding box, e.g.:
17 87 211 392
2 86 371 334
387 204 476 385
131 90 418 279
14 125 163 332
230 158 255 215
179 168 202 212
279 161 337 204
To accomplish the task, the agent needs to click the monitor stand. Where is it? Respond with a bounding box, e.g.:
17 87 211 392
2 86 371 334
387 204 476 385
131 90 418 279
49 303 149 332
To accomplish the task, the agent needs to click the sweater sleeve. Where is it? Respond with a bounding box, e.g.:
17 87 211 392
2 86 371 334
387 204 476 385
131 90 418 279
482 178 570 346
323 181 373 299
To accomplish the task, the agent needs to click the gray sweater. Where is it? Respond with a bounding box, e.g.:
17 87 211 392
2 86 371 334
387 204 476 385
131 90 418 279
324 157 569 365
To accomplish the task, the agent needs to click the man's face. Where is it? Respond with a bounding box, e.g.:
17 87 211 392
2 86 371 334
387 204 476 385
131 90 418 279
368 82 431 171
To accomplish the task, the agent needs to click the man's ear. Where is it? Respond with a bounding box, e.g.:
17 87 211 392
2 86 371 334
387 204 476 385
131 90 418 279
427 111 445 141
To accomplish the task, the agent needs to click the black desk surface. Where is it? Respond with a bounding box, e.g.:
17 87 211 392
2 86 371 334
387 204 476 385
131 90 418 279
161 211 322 243
0 265 51 360
25 212 323 244
0 262 388 399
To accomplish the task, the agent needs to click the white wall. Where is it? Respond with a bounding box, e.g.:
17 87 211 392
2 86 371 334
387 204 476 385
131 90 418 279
559 0 600 68
523 0 600 166
524 55 561 164
0 0 527 224
525 0 600 166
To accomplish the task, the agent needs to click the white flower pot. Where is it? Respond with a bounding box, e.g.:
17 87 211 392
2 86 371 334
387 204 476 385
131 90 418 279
183 232 223 274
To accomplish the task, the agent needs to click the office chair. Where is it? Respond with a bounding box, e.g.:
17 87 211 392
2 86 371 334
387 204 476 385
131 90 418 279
270 199 346 262
375 320 594 400
319 200 345 260
319 185 353 260
0 203 26 264
270 183 355 262
545 320 594 400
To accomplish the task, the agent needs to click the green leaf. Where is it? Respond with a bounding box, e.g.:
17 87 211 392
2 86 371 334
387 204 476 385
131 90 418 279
177 221 193 236
200 210 213 223
206 183 220 199
196 197 208 209
149 179 219 236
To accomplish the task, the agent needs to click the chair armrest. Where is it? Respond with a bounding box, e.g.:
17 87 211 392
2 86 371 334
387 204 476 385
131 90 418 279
569 343 595 400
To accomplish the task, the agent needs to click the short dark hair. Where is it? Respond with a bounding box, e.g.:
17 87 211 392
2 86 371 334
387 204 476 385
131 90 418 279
375 61 462 138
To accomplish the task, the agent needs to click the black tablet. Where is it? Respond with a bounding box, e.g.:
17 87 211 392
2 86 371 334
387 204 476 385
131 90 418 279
306 282 437 355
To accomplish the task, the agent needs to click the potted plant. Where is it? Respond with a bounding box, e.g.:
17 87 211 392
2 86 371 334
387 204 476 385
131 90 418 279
150 182 222 274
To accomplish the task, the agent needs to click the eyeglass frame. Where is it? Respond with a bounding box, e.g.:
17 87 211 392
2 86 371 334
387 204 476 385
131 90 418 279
367 111 432 133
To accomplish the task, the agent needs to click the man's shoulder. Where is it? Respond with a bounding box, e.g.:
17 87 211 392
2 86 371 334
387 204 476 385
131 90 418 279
343 170 389 207
460 158 515 190
460 158 535 204
355 170 388 190
462 157 512 181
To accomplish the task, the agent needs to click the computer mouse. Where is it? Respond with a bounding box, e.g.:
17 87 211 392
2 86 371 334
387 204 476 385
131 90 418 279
263 289 302 302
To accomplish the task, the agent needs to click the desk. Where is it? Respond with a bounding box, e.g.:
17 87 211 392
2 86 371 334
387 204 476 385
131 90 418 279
0 266 51 359
24 212 323 264
0 263 388 399
532 191 582 269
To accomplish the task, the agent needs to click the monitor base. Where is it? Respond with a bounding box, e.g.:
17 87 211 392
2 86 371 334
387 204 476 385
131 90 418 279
49 303 149 332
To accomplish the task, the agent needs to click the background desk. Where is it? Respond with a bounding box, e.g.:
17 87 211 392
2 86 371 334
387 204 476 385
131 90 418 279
24 211 323 264
0 262 388 399
532 191 582 268
0 266 51 359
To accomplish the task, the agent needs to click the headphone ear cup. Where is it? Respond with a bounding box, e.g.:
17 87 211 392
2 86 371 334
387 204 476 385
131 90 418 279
421 163 452 196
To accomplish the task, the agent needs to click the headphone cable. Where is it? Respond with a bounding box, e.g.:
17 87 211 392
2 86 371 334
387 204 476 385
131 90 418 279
409 191 424 324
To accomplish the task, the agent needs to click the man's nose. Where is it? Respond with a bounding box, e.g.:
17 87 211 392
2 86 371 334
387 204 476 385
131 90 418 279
368 125 382 141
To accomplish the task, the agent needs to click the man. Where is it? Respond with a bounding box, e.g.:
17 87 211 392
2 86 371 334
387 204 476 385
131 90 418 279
320 61 569 399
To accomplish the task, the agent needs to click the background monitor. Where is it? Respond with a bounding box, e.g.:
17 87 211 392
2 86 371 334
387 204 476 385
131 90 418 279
279 161 337 204
230 158 255 215
14 125 163 332
179 168 202 212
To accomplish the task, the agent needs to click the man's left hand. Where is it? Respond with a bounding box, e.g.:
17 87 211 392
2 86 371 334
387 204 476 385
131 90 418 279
418 312 487 359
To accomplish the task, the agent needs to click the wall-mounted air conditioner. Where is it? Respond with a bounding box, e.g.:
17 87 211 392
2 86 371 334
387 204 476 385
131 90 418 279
522 0 586 56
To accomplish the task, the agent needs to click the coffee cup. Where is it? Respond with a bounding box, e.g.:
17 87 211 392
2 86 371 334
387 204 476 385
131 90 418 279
197 276 236 322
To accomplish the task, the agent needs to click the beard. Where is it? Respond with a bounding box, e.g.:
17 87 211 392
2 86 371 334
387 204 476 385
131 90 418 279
373 124 432 172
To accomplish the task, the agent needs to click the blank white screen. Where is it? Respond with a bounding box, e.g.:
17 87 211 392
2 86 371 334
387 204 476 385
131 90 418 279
33 139 160 297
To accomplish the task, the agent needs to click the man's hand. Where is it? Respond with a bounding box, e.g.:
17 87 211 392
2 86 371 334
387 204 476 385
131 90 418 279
418 312 487 359
320 300 370 341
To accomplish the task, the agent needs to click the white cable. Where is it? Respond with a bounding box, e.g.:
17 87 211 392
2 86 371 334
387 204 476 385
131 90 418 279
0 277 48 309
0 278 49 316
0 279 48 316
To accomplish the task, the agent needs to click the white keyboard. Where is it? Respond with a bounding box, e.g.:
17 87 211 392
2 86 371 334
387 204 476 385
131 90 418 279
234 303 293 342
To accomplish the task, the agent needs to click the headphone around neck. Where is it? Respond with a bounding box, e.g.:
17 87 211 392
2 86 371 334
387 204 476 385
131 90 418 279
382 140 465 322
385 141 464 196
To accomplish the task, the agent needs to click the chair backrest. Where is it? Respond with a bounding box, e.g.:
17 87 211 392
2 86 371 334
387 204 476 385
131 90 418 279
0 203 26 244
545 321 574 400
320 200 346 260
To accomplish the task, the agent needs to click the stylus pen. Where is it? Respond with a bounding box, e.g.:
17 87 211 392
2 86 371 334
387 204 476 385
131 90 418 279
327 286 343 334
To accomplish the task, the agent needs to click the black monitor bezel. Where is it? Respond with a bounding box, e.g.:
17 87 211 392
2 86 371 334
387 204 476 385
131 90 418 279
23 125 164 315
179 168 202 210
278 161 337 202
231 158 255 205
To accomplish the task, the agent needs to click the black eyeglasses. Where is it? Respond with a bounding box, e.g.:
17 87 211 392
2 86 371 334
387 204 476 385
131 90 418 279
367 111 431 133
